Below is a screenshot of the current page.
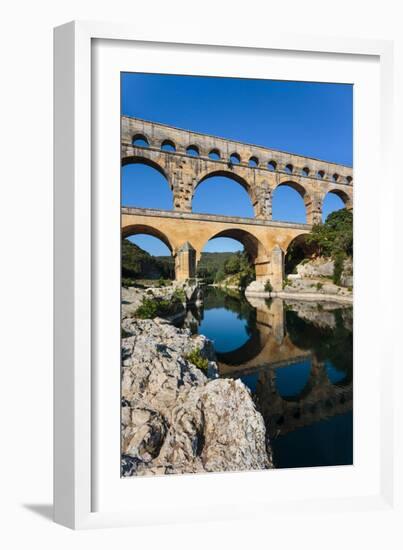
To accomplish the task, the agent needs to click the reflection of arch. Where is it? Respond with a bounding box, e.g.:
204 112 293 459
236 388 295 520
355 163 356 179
121 224 173 253
202 228 267 262
217 327 265 365
275 359 331 402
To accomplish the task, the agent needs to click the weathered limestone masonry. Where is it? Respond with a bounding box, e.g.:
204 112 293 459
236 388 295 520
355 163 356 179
121 116 353 289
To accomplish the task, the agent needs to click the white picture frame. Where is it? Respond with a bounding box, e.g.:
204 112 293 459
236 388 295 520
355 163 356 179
54 20 399 530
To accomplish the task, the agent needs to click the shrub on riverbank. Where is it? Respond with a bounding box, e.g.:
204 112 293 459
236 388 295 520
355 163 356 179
134 295 183 319
185 348 209 372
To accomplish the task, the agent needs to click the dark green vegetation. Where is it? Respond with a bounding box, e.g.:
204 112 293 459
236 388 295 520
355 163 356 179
198 251 255 288
122 239 174 282
185 348 209 372
134 290 185 320
286 209 353 285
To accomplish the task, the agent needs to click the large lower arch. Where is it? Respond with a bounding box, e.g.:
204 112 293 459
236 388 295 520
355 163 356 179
202 227 267 263
284 233 317 275
192 169 256 217
122 223 174 253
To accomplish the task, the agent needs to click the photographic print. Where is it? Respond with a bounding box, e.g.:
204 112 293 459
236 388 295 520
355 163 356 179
120 74 353 476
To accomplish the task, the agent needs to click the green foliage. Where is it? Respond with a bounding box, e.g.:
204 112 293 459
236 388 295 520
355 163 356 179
134 298 160 319
173 288 186 302
196 251 238 282
264 279 273 293
224 254 241 275
214 269 226 283
185 348 209 372
197 251 254 288
332 251 345 285
283 278 291 289
122 239 174 280
306 209 353 259
316 282 323 291
134 294 183 319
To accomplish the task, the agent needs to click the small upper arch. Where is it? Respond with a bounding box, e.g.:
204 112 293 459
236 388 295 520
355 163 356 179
249 156 259 168
301 166 310 177
317 169 325 179
285 163 294 174
208 148 221 160
346 175 353 184
161 139 176 152
132 134 149 148
268 160 277 171
186 145 200 157
229 152 241 164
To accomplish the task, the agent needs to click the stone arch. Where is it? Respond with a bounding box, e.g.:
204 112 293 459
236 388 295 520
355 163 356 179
200 227 267 265
284 233 316 275
131 133 149 147
324 188 353 210
121 223 174 253
122 155 172 189
193 169 257 216
272 179 316 224
208 148 221 160
186 144 200 157
161 139 176 152
229 152 241 164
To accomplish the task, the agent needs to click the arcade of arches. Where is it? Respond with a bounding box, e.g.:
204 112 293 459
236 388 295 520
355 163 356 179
121 116 353 289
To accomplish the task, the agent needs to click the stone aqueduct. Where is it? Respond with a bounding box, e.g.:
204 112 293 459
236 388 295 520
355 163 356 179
121 116 353 289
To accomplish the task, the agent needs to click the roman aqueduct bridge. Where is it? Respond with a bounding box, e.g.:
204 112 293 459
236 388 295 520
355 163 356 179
121 116 353 288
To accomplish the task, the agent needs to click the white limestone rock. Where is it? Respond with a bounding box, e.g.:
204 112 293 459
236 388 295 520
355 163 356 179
121 318 272 476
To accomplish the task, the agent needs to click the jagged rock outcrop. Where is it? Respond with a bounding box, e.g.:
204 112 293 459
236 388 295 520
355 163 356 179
296 256 353 288
121 318 272 476
122 281 202 320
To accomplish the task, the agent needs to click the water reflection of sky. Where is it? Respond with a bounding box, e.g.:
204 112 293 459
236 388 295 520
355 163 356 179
325 360 347 384
199 307 249 353
275 360 311 399
195 288 353 469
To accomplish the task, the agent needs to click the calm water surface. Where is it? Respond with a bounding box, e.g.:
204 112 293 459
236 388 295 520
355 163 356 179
186 287 353 469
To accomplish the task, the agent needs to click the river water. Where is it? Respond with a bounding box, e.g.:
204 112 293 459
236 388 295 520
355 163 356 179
185 286 353 469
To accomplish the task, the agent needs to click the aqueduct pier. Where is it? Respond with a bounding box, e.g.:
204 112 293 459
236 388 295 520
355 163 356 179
121 116 353 288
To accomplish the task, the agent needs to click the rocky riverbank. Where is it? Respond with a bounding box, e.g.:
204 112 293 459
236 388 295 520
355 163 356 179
121 286 272 476
246 257 353 304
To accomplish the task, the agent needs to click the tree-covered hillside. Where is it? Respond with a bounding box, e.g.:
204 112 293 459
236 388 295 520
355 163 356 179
122 239 174 280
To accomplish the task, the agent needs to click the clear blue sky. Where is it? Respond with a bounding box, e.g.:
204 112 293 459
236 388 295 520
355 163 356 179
121 73 352 255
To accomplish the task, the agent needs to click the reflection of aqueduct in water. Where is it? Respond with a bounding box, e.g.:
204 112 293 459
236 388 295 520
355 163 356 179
121 116 353 291
215 297 352 438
